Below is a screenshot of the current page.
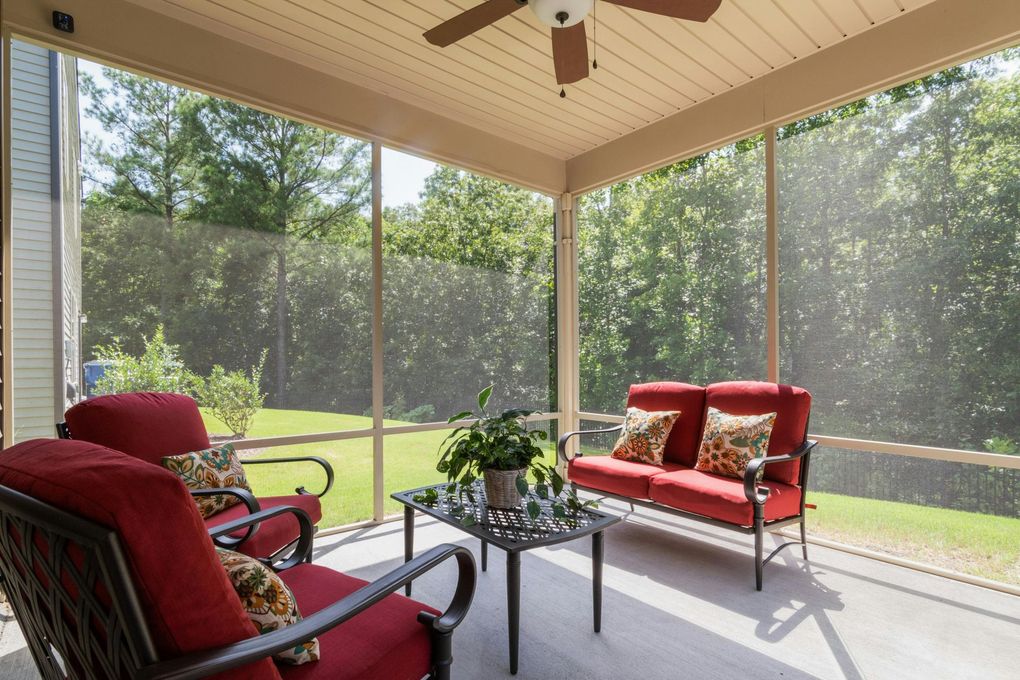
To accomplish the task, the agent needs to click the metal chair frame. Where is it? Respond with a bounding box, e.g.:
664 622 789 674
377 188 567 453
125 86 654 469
0 484 475 680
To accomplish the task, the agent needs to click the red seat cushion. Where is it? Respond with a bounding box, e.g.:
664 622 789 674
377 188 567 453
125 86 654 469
648 467 802 527
627 382 706 467
0 439 278 680
568 456 682 499
64 392 211 465
278 564 438 680
705 382 811 485
210 494 323 558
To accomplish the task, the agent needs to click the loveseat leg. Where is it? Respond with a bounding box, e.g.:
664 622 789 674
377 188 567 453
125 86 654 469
754 506 764 592
800 518 808 561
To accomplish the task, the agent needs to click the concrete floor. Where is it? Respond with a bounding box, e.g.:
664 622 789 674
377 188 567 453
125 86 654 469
3 500 1019 679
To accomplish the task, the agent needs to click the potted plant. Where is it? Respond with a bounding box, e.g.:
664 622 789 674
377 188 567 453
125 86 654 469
429 385 596 524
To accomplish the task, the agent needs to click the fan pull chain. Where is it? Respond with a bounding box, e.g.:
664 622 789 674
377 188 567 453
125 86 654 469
560 87 566 98
593 0 598 70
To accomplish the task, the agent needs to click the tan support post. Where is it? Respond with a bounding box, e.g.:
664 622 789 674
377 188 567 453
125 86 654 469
555 192 579 470
371 141 384 521
765 127 780 384
1 32 11 448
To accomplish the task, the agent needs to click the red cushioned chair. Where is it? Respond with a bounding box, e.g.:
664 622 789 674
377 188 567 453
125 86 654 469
57 392 335 560
0 439 474 680
561 381 816 591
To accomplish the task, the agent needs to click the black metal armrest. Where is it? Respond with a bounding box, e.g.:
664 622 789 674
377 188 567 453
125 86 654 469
137 544 476 680
193 487 261 548
743 440 817 504
191 487 260 514
208 505 315 570
557 424 623 464
241 456 335 498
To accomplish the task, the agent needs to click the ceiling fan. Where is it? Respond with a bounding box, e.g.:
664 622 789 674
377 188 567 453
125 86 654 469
424 0 723 93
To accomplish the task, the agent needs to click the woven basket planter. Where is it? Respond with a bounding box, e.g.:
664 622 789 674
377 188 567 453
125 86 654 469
483 468 526 509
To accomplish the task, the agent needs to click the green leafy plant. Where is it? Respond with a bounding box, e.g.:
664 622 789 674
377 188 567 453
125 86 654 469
198 349 268 438
93 325 201 396
983 436 1018 456
416 385 597 526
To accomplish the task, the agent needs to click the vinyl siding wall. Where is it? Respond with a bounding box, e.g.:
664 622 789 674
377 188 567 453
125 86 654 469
9 41 80 442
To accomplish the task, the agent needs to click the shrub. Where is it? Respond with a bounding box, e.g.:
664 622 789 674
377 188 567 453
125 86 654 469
94 326 201 396
403 403 437 423
366 399 437 424
199 350 267 438
984 436 1018 456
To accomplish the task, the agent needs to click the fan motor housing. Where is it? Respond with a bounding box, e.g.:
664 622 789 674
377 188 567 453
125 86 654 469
530 0 593 28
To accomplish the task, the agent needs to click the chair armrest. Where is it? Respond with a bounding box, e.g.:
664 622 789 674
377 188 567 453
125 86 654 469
743 440 817 505
207 505 314 570
193 487 261 548
136 544 476 680
241 456 335 498
557 425 623 464
191 487 260 514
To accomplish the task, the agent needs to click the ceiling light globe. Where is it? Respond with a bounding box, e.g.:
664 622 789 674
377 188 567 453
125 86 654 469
529 0 593 28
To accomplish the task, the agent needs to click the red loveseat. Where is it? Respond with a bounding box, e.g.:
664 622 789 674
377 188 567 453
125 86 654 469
560 381 816 590
58 391 333 559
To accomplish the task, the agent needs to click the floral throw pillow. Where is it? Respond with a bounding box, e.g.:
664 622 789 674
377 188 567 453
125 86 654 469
695 407 777 479
216 548 320 665
160 444 252 519
610 407 682 465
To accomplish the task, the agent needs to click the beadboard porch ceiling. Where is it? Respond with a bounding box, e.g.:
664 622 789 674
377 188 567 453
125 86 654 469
124 0 935 161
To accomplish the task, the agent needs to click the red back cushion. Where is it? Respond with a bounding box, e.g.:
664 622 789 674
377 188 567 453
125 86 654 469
705 381 811 485
64 392 211 465
0 439 278 680
627 382 707 467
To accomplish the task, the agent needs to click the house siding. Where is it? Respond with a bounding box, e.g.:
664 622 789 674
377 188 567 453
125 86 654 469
9 41 81 442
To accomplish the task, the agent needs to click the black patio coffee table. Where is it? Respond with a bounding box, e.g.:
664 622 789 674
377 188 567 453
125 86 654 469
392 481 620 675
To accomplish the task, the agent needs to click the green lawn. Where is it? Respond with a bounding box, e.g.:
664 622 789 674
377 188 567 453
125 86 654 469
199 407 554 529
808 491 1020 585
201 408 1019 585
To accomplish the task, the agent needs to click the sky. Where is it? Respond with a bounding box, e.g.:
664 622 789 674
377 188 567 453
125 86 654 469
77 59 437 209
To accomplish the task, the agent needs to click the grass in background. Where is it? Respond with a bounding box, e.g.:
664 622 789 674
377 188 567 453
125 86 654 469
200 407 554 528
808 491 1020 585
203 408 1019 586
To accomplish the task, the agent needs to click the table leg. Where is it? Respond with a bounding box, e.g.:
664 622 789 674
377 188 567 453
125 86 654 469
507 551 521 675
593 530 604 633
403 506 414 596
481 539 488 572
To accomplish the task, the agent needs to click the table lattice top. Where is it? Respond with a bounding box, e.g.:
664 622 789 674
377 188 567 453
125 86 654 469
392 481 619 552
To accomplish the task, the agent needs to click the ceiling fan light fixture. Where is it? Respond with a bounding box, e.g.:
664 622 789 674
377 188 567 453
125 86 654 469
529 0 593 27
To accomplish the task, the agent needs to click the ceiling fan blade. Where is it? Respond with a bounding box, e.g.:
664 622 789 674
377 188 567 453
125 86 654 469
602 0 722 22
424 0 526 47
552 22 589 85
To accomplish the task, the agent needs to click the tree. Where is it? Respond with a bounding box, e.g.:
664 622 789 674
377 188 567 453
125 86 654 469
80 69 205 324
197 101 371 406
381 167 555 416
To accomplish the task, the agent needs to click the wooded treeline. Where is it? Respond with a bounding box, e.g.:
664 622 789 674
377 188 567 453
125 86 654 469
578 51 1019 456
80 67 553 421
82 50 1018 459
